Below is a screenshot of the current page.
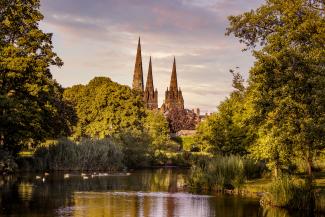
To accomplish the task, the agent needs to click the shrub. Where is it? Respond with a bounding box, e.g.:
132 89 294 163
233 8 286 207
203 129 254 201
243 158 267 179
113 130 151 168
261 176 315 210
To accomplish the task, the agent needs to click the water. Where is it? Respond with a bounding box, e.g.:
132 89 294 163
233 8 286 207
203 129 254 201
0 169 323 217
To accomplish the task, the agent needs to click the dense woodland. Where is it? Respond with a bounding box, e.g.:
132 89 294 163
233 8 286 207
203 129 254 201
0 0 324 212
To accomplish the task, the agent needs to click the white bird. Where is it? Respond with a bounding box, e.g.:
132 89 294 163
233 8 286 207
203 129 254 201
64 174 70 179
81 173 86 176
44 172 49 176
83 176 89 180
36 176 41 179
42 178 45 182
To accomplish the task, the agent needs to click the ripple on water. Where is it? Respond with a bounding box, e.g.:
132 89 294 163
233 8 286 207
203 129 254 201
55 191 217 217
74 191 214 198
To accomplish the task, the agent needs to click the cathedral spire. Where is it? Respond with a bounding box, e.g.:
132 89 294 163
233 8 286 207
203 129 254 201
132 37 144 91
169 57 178 91
145 56 154 92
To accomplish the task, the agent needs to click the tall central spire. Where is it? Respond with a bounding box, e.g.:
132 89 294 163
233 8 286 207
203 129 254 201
169 57 178 91
132 37 144 91
145 57 154 92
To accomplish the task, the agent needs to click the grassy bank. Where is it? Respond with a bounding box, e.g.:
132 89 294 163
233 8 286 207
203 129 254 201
187 155 325 213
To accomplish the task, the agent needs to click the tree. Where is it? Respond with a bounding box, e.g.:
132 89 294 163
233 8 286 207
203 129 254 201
226 0 325 177
0 0 74 154
195 70 251 155
143 110 170 150
63 77 146 139
165 108 199 133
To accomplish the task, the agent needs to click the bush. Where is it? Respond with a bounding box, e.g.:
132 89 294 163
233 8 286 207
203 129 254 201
113 130 151 168
34 138 124 171
243 158 267 179
261 176 315 210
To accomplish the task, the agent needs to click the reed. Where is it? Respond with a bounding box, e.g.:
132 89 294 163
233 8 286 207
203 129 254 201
261 176 315 210
188 155 255 190
33 138 124 171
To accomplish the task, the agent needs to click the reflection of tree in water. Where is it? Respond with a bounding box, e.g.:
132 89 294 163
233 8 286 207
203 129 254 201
0 170 311 217
0 175 75 217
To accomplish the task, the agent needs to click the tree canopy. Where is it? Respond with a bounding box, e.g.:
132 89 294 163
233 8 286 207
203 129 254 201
195 70 251 155
0 0 74 154
226 0 325 176
63 77 146 139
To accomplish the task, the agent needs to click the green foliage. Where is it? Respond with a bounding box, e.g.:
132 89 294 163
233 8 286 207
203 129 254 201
143 110 170 150
195 71 251 155
227 0 325 177
175 136 196 152
63 77 145 139
33 138 124 171
261 176 315 210
188 155 265 191
113 130 151 168
0 0 74 154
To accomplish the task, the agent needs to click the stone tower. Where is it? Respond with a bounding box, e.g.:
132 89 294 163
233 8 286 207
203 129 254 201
143 57 158 109
161 57 184 111
132 37 144 91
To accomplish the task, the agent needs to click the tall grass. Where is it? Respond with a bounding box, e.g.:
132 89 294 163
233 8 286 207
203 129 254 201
188 155 265 190
261 176 315 210
33 138 124 171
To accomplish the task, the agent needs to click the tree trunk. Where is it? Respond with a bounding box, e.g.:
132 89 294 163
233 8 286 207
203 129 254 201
307 159 312 177
274 164 279 178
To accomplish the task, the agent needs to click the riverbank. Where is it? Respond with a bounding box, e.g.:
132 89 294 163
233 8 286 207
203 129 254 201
221 173 325 213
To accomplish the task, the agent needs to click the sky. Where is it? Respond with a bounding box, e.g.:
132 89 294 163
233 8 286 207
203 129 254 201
40 0 263 114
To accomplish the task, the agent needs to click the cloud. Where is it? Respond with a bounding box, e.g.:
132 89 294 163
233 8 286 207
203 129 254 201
40 0 263 112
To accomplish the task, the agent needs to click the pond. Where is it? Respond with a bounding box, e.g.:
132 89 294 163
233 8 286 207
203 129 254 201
0 169 323 217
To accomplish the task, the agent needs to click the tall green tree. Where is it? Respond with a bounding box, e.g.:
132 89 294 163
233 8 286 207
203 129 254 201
226 0 325 177
63 77 146 139
0 0 74 154
143 110 170 150
195 70 251 155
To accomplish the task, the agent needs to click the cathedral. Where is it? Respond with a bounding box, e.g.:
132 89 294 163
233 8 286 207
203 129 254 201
132 38 184 111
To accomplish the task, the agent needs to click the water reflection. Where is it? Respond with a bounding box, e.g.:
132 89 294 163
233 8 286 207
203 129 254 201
0 169 323 217
69 192 215 217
